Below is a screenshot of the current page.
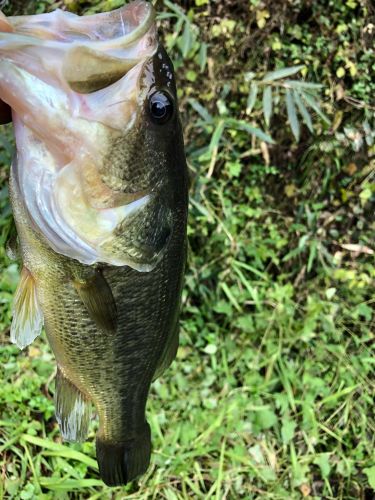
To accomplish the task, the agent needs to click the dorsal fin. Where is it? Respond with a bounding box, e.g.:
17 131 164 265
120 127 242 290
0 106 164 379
73 270 117 334
10 266 44 349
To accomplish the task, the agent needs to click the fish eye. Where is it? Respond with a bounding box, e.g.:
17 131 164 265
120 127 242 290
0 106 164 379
149 91 173 124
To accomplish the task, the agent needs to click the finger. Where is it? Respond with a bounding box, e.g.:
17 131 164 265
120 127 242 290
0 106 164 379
0 11 12 33
0 99 12 124
0 12 13 123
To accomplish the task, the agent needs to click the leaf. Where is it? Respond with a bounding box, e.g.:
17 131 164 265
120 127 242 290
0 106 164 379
207 120 225 177
165 17 184 51
186 70 197 82
188 98 213 123
20 434 98 469
363 466 375 490
203 344 217 355
307 239 317 272
325 287 336 300
264 65 304 81
300 91 330 125
281 418 297 444
286 89 300 141
164 0 189 22
246 83 258 115
263 86 273 126
198 42 208 72
244 71 256 82
313 454 331 479
39 478 104 490
340 243 374 255
293 90 314 132
256 10 270 29
285 80 323 90
181 22 193 58
209 120 225 154
226 118 275 144
256 408 277 430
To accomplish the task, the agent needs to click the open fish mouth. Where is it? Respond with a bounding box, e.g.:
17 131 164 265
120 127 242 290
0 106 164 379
0 1 160 268
0 1 156 93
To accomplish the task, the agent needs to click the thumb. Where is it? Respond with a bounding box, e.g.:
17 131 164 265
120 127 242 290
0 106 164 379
0 11 12 33
0 99 12 124
0 12 13 123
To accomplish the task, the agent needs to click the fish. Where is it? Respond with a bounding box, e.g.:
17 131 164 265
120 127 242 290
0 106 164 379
0 0 188 486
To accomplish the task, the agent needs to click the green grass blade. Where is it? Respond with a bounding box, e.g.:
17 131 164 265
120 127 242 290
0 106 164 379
39 478 104 490
20 435 98 470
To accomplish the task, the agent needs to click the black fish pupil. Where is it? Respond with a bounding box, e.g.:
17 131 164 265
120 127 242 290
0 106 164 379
152 101 166 118
149 92 173 124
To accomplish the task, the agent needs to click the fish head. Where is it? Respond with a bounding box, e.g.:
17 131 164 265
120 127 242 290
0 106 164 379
0 1 187 270
94 44 186 270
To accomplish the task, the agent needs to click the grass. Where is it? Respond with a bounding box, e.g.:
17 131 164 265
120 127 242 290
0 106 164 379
1 0 374 498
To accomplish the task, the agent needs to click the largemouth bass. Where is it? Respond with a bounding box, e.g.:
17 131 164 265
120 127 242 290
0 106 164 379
0 1 188 486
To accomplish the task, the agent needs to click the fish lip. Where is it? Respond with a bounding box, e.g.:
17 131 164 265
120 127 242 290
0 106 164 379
2 1 156 49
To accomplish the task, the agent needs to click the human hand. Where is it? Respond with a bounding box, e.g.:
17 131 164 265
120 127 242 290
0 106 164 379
0 12 12 123
0 100 11 124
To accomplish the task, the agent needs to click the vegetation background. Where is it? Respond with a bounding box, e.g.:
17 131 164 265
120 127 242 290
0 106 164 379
0 0 374 498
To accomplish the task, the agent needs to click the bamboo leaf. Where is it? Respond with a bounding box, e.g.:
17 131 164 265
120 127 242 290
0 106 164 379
209 120 225 154
284 80 323 90
164 0 190 22
188 98 213 123
307 240 317 272
264 65 304 81
263 86 273 126
226 118 275 144
244 71 256 82
181 22 193 58
286 89 300 141
207 120 226 177
199 42 208 72
246 83 258 115
301 91 330 124
293 90 314 132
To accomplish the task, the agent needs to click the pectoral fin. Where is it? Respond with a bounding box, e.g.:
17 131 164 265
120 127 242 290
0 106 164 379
10 267 43 349
55 368 91 443
73 270 117 334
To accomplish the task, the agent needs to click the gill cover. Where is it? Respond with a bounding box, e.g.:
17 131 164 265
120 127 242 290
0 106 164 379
0 1 174 270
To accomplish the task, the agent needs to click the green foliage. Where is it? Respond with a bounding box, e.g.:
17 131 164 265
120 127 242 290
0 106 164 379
0 0 374 499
